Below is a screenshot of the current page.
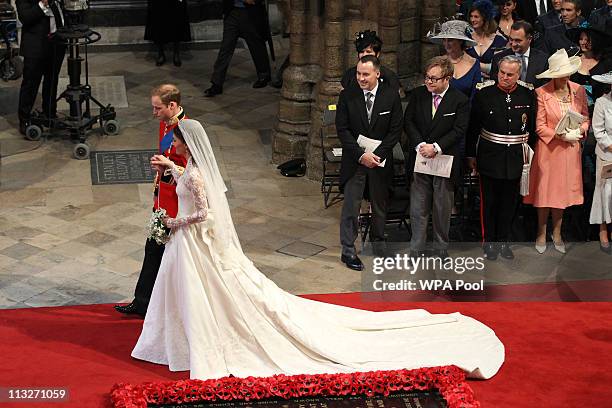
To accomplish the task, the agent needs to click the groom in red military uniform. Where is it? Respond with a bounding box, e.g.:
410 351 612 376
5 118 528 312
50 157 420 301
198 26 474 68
115 84 188 317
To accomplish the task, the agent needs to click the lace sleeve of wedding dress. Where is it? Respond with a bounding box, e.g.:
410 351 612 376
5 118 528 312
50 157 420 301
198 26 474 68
165 167 208 229
168 162 184 183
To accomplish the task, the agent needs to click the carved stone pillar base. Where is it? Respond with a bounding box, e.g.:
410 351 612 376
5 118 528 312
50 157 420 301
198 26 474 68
272 63 322 164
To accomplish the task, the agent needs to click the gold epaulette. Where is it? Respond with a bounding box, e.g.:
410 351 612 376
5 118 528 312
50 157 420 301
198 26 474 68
517 80 534 90
476 80 495 90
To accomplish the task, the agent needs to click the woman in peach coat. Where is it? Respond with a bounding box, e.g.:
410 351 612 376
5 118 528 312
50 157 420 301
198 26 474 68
524 49 590 254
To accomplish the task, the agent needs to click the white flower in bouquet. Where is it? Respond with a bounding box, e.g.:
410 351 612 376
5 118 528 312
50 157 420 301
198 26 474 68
148 208 171 245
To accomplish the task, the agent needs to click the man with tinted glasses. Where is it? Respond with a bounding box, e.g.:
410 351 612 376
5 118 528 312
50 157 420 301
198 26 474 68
403 56 469 259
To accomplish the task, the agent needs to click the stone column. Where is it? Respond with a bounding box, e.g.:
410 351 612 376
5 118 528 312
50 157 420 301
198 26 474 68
378 0 400 75
398 0 420 89
420 0 442 71
272 0 322 164
304 0 345 181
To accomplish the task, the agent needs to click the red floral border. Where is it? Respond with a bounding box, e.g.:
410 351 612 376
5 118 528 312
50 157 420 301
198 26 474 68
111 365 479 408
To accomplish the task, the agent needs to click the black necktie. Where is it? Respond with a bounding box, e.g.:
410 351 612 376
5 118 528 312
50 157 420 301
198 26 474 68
539 0 546 15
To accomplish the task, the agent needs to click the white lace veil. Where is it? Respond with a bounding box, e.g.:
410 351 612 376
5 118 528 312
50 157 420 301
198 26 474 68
178 119 242 254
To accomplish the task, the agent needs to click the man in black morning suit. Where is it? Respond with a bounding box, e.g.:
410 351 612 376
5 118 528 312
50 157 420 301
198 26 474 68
336 55 403 271
203 0 272 96
517 0 553 25
403 56 469 259
491 21 549 88
535 0 563 34
16 0 66 135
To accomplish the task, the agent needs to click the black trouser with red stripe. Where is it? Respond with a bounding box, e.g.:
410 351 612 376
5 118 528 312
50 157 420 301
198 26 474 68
479 174 520 243
133 238 165 315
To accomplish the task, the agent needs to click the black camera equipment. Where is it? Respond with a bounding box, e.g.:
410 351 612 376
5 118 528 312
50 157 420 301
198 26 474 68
25 0 120 160
0 0 22 81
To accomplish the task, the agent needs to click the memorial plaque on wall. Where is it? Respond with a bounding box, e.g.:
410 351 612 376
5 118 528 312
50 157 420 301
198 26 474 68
154 391 448 408
90 149 157 185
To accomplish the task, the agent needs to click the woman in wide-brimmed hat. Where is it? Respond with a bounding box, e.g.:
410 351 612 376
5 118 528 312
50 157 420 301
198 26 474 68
428 20 481 100
590 71 612 254
524 49 591 254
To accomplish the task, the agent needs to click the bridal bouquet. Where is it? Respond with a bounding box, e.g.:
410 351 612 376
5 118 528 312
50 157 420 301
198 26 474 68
148 208 171 245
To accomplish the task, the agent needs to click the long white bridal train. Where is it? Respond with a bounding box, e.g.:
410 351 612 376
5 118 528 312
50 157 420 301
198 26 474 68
131 120 504 381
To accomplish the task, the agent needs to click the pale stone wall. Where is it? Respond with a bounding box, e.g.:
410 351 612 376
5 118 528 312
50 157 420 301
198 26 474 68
272 0 452 180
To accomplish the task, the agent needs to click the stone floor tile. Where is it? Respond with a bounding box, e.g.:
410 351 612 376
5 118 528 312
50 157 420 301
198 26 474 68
77 231 119 247
276 241 327 259
0 235 19 251
23 289 77 308
0 242 44 261
22 232 72 250
0 281 46 302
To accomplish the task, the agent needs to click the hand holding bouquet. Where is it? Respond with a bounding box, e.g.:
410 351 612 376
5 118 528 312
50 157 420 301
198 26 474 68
148 208 171 245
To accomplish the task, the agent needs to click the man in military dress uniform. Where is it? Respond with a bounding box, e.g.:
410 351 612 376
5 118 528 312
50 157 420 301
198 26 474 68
467 56 536 260
115 84 188 317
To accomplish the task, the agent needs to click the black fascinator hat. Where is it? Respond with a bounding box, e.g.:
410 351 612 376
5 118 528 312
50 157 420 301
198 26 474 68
354 30 383 54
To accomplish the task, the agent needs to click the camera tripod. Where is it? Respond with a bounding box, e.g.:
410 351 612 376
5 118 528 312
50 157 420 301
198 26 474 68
24 23 120 160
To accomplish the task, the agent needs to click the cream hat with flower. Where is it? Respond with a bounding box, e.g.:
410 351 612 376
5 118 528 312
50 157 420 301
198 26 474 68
535 49 582 79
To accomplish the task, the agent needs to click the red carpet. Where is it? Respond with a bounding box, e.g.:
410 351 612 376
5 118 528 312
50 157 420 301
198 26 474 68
1 297 611 407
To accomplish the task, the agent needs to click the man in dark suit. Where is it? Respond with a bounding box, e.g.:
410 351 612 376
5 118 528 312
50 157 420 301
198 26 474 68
340 30 400 93
517 0 553 25
538 0 584 55
589 0 612 27
403 56 469 258
204 0 271 97
336 55 403 270
535 0 563 35
16 0 66 135
466 55 536 260
491 21 549 88
581 0 607 18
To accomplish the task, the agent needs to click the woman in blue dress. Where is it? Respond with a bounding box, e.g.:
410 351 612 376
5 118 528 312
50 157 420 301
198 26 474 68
428 20 482 100
466 0 508 78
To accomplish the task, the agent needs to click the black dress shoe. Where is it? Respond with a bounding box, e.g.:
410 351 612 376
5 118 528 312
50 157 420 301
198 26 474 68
341 254 364 271
483 243 498 260
600 242 612 255
269 78 283 89
114 301 145 317
252 78 270 88
173 52 182 67
155 52 166 66
204 84 223 97
499 243 514 259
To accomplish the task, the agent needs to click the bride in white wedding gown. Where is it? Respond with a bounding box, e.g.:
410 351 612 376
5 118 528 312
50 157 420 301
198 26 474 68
132 119 505 381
